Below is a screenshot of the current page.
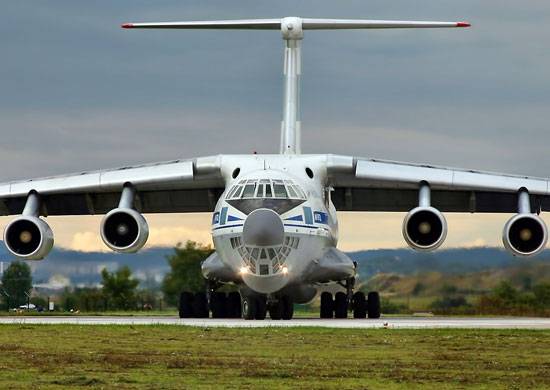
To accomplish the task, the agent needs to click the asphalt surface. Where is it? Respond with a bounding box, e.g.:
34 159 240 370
0 316 549 329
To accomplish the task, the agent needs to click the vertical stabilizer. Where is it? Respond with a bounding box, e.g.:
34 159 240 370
122 17 470 155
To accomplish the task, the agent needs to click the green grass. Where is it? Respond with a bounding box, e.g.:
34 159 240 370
0 325 548 389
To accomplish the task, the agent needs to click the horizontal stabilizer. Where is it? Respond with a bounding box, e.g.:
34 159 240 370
122 18 470 30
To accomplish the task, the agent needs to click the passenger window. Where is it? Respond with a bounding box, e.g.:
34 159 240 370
273 184 288 198
242 184 256 198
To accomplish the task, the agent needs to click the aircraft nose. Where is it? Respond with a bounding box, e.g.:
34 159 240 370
243 208 284 247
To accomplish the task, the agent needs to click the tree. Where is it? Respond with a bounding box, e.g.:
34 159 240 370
493 281 518 303
101 266 139 310
1 261 32 308
533 283 550 307
162 241 214 306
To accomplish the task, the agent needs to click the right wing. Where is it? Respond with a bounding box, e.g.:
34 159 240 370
0 155 225 216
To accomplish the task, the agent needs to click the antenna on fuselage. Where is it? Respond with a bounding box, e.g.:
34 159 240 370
122 17 470 155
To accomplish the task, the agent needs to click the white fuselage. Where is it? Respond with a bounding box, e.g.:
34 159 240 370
210 155 339 294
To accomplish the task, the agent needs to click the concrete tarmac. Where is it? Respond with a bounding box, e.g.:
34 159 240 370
0 316 549 329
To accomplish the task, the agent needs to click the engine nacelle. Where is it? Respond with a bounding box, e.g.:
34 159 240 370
503 214 547 257
3 216 54 260
100 208 149 253
402 206 447 251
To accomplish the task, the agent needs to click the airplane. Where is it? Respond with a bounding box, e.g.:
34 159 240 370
2 16 548 321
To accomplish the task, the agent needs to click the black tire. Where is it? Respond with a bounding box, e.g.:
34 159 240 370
367 291 381 319
320 292 334 319
334 292 348 319
281 296 294 320
227 292 242 318
269 300 283 320
352 291 367 319
193 292 209 318
242 296 256 320
255 296 267 320
179 292 194 318
210 292 227 318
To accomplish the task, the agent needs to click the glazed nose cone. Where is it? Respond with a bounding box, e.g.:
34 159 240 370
243 208 284 247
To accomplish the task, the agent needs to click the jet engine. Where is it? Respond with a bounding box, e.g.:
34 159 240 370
3 216 54 260
402 206 447 251
402 182 447 251
100 208 149 253
503 214 547 257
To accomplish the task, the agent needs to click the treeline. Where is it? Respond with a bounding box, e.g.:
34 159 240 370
428 281 550 316
0 241 212 312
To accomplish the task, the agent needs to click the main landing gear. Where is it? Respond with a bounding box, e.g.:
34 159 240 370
178 291 242 319
178 289 294 320
320 278 381 319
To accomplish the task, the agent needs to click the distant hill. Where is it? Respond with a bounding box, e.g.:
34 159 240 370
0 244 549 290
0 245 174 289
349 247 550 280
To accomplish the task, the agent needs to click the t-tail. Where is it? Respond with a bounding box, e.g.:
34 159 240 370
122 17 470 155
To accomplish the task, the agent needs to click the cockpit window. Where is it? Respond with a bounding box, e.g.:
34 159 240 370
242 184 256 198
273 184 288 198
226 178 306 200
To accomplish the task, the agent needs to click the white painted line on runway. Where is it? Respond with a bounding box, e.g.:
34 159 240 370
0 316 549 329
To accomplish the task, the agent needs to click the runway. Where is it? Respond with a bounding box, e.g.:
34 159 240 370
0 316 549 329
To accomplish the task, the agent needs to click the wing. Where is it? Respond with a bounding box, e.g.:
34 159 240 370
0 155 225 216
326 155 550 213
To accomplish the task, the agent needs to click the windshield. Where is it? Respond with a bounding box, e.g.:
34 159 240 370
226 179 306 200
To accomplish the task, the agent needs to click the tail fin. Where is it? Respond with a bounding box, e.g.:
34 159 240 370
122 17 470 154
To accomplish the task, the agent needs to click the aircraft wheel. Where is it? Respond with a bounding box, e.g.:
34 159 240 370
242 296 256 320
320 292 334 319
269 300 283 320
255 296 267 320
227 292 242 318
193 292 209 318
210 292 227 318
334 292 348 319
179 292 194 318
367 291 381 319
281 296 294 320
352 291 367 319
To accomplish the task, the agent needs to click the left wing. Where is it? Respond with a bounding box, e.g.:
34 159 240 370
327 155 550 213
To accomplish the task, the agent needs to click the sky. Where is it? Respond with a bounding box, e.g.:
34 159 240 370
1 1 550 252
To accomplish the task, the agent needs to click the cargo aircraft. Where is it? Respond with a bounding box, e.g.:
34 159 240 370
2 17 547 320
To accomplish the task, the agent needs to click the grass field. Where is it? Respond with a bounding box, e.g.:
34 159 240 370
0 325 548 389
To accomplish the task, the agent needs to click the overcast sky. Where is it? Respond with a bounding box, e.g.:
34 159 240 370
2 1 550 252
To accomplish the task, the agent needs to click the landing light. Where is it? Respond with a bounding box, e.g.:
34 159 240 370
239 266 250 275
282 266 289 275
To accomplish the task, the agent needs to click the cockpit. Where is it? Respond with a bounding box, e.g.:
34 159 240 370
225 179 307 215
226 179 307 201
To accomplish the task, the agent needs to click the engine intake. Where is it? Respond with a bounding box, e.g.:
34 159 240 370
100 208 149 253
403 206 447 251
3 216 54 260
503 214 547 257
